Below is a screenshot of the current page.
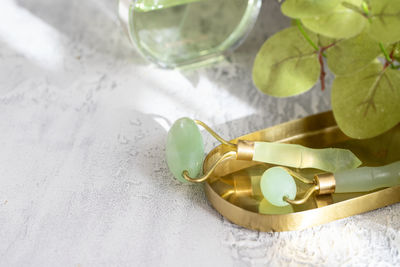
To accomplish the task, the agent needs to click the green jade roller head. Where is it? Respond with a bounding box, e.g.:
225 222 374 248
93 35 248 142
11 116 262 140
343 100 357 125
260 167 297 207
261 161 400 207
166 118 237 183
166 118 362 183
166 118 205 183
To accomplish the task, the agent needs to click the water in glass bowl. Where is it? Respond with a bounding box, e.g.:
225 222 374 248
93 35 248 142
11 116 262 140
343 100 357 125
128 0 261 68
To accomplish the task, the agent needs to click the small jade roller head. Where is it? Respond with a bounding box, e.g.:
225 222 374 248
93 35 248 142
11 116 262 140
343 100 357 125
260 166 323 207
166 118 236 183
166 118 204 183
260 167 297 207
260 166 335 207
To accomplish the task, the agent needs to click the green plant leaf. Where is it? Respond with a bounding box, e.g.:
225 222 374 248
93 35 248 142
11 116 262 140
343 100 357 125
316 34 336 48
341 1 364 14
332 61 400 139
393 42 400 61
134 0 202 12
281 0 342 19
301 0 366 39
366 0 400 44
252 27 320 97
326 31 381 76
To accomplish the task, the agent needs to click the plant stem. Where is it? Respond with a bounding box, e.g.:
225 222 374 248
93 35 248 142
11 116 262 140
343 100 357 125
380 43 396 69
321 42 337 51
296 19 319 52
380 43 392 62
296 19 331 90
362 1 372 23
318 52 326 91
362 1 369 16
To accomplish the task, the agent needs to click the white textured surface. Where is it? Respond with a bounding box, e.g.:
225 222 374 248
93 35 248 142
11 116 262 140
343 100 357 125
0 0 399 266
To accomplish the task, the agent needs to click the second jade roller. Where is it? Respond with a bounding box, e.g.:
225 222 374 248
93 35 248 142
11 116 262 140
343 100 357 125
260 162 400 207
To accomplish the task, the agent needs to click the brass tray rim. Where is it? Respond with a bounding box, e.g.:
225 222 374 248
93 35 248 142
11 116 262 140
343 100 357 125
205 182 400 232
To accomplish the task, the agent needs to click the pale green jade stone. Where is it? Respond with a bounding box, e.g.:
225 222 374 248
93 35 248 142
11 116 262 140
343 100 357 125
260 167 297 207
335 161 400 193
166 118 204 183
253 142 361 173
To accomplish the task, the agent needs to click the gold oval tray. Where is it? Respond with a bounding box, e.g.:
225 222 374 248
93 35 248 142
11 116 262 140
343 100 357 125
203 111 400 232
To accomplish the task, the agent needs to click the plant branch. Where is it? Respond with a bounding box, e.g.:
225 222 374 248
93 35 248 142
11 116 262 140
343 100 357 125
321 42 338 51
318 51 326 91
316 41 339 91
295 20 339 91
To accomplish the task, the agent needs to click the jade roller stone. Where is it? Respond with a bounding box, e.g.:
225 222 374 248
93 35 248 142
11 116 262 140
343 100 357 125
260 167 297 207
334 161 400 193
166 118 204 183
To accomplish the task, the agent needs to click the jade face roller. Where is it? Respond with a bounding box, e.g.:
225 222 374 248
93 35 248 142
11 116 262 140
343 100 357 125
166 118 362 183
261 161 400 207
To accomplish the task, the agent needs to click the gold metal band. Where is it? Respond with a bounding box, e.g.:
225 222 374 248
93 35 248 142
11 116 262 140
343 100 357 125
194 120 236 148
315 173 336 195
182 151 236 183
236 140 255 161
284 185 319 205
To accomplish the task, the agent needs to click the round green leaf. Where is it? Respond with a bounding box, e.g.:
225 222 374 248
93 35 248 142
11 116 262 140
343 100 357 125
326 31 381 76
366 0 400 44
332 61 400 139
316 34 337 49
281 0 342 19
301 0 366 39
252 27 320 97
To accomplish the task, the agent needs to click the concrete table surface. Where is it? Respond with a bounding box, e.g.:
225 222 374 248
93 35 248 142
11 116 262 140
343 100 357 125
0 0 399 266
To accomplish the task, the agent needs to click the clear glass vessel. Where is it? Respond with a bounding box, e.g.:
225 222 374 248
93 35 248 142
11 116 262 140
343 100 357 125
119 0 262 68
